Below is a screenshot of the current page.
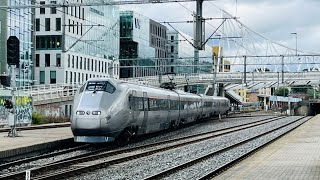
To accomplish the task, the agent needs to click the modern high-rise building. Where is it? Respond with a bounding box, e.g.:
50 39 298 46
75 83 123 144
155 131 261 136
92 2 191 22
167 31 212 74
119 11 167 78
0 0 34 87
34 0 120 85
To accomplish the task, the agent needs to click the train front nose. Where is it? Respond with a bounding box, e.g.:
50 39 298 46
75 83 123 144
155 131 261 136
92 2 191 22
71 92 114 142
71 111 104 136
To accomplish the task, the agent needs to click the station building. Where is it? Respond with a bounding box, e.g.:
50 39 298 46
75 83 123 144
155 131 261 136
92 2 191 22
34 0 120 85
0 0 34 87
119 11 167 78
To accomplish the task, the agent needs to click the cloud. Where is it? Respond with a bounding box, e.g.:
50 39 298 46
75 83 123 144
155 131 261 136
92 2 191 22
122 0 320 56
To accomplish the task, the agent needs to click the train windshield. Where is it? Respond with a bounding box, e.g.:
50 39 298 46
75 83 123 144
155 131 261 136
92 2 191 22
86 81 116 93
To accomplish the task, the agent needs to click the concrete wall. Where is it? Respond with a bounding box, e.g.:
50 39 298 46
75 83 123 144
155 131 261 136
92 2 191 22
0 90 32 126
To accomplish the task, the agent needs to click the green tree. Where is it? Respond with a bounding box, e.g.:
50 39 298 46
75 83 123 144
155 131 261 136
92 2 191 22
275 87 289 97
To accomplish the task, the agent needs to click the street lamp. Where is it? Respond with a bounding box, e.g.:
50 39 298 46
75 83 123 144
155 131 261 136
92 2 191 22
291 32 297 56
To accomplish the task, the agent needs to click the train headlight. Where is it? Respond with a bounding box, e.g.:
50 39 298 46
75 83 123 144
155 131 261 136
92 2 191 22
92 111 101 115
76 111 85 115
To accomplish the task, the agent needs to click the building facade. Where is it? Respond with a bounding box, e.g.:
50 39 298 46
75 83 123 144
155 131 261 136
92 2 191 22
34 0 120 85
119 11 167 78
167 31 212 74
0 0 34 87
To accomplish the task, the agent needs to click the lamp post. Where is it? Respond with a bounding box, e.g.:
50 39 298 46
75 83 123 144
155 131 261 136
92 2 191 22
291 32 297 56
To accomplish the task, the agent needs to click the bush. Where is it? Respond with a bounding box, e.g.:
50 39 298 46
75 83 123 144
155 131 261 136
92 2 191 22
44 115 70 123
32 112 45 125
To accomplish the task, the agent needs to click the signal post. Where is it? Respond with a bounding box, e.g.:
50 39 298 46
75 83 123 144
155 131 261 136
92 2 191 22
6 36 20 137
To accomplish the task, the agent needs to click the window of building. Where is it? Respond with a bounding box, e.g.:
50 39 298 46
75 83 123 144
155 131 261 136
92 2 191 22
80 57 82 69
68 19 71 32
72 20 75 33
45 54 50 67
45 18 50 31
56 54 61 67
70 71 72 83
36 19 40 31
91 59 93 71
56 18 61 31
74 72 76 83
40 71 45 84
68 54 70 67
36 54 40 67
171 46 174 53
82 8 85 20
40 1 45 14
95 60 97 71
87 58 90 70
84 58 86 70
72 55 74 68
36 35 62 50
50 71 56 84
76 56 78 69
76 22 79 35
80 23 83 35
65 71 68 83
75 6 77 17
78 7 81 18
50 1 57 14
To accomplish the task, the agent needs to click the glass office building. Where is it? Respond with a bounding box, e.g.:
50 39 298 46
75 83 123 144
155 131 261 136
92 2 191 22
34 0 120 85
167 31 212 74
120 11 167 78
0 0 34 87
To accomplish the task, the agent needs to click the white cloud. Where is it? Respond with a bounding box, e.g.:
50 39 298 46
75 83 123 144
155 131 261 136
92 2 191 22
122 0 320 55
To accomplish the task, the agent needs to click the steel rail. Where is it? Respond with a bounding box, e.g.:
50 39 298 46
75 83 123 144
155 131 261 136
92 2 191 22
0 116 285 179
143 116 311 180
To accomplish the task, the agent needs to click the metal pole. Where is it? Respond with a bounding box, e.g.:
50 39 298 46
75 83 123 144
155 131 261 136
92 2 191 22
8 65 17 137
62 0 66 53
295 33 297 56
213 56 218 96
244 56 247 86
281 55 284 83
194 48 199 73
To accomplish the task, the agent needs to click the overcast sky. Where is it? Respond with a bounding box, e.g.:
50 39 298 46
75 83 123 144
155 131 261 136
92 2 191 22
122 0 320 54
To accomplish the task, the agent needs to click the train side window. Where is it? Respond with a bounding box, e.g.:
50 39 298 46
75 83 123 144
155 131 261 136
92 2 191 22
105 82 116 93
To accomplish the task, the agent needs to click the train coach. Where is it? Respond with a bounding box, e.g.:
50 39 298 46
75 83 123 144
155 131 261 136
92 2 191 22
71 78 230 143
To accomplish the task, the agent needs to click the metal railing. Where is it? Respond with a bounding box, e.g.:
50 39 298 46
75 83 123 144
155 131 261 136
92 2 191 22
8 71 320 104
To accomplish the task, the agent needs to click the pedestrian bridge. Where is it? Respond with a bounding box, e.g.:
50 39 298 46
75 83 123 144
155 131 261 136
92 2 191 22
3 71 320 105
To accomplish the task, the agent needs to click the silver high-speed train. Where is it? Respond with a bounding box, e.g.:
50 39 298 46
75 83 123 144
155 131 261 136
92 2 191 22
71 78 230 143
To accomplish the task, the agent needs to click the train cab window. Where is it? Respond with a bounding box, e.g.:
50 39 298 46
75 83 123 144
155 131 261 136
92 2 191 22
79 83 86 93
86 81 116 93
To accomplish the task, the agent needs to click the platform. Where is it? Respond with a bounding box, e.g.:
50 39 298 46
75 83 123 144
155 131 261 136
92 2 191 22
214 115 320 180
0 127 73 160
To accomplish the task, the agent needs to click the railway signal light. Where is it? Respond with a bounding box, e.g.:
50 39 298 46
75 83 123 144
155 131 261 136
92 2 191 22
7 36 20 66
0 75 11 87
3 99 13 109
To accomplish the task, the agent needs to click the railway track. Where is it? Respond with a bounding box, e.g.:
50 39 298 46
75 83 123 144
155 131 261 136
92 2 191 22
144 116 312 180
0 145 90 171
0 116 287 180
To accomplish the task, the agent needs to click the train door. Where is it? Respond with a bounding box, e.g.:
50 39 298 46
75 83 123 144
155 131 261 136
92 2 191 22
141 92 148 133
131 90 137 124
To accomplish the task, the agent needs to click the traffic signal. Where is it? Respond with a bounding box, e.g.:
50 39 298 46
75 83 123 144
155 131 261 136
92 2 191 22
3 99 13 109
7 36 20 66
0 75 10 87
